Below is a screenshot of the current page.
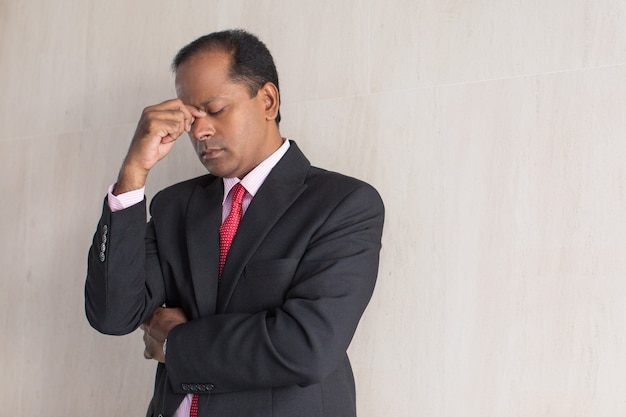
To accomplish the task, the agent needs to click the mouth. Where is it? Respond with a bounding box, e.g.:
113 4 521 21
200 148 224 159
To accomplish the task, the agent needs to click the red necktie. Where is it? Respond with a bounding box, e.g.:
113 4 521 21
219 183 246 278
190 183 246 417
190 395 199 417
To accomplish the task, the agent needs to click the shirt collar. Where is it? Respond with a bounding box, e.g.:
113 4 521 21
222 138 290 204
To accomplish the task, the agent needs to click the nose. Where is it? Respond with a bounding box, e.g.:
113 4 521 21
190 115 214 141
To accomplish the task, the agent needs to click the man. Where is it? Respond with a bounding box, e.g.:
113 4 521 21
86 29 384 417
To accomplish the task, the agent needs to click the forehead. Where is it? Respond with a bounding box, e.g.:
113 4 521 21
174 50 233 101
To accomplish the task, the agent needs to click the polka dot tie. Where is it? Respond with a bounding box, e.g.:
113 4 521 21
219 183 247 278
190 395 199 417
190 183 246 417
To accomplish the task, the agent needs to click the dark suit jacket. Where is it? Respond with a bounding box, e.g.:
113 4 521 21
86 142 384 417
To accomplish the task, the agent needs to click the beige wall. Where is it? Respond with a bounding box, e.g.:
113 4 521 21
1 1 625 416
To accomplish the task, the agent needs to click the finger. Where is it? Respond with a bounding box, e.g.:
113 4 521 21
135 113 185 146
183 105 207 132
145 100 206 133
143 332 154 359
143 336 151 359
160 133 178 144
152 100 202 133
149 119 187 144
186 105 207 118
142 100 195 135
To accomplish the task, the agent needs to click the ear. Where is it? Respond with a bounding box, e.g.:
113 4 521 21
259 82 280 121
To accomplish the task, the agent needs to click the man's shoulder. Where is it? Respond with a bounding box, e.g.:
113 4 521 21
305 166 383 207
307 165 375 191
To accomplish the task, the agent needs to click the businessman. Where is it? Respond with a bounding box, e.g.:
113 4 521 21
86 29 384 417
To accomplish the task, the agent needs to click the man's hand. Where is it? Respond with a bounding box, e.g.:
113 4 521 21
140 307 188 363
114 99 206 195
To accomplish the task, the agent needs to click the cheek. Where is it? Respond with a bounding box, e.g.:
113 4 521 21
228 116 256 145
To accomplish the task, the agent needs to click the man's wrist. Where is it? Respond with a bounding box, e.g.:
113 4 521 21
113 178 146 195
114 163 148 195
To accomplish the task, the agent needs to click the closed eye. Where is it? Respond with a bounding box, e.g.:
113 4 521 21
208 107 225 116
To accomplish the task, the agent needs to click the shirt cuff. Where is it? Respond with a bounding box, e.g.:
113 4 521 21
107 183 145 212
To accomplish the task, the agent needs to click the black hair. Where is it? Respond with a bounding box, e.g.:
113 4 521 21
172 29 281 124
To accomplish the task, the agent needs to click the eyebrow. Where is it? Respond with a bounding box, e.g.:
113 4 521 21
198 96 226 108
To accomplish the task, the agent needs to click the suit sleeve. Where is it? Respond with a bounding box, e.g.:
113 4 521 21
164 182 385 393
85 197 166 335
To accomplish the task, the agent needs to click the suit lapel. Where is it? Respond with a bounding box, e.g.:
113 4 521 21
186 177 223 318
217 142 310 312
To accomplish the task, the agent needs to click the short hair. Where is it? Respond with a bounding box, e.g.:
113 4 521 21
172 29 281 124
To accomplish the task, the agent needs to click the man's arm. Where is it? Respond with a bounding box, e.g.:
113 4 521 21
85 199 163 334
85 99 205 335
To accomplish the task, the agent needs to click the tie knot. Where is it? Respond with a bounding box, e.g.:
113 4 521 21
230 183 246 206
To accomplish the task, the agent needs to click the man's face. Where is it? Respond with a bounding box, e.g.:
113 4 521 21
175 50 277 179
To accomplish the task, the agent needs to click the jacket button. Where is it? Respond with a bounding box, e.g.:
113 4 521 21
182 384 190 391
206 384 215 391
99 252 105 262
